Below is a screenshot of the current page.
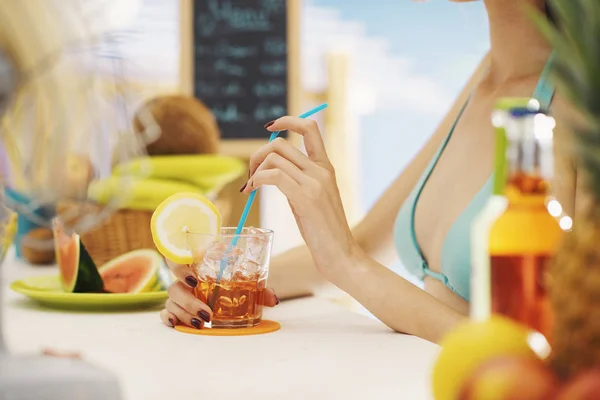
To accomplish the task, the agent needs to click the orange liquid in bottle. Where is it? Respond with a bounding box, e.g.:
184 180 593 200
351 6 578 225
490 254 553 341
489 174 562 342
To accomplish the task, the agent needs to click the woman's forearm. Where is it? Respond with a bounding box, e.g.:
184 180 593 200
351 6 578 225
267 244 333 300
334 249 466 344
267 243 465 342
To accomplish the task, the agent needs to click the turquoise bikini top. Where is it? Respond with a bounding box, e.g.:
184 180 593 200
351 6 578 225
393 56 556 301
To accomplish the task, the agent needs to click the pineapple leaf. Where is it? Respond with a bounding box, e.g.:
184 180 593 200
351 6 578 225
547 0 585 41
531 0 600 201
576 141 600 182
550 64 594 116
580 1 600 75
537 1 587 64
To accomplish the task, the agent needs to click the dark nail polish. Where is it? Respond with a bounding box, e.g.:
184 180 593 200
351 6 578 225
185 275 198 288
264 120 275 129
190 318 202 329
168 318 175 327
198 310 211 323
239 182 247 192
248 169 251 178
274 291 280 305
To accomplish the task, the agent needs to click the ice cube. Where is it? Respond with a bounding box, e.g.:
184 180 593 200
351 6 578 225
244 243 263 264
243 228 267 265
215 246 244 277
246 227 267 247
196 262 217 280
203 241 228 265
192 240 243 280
243 260 261 276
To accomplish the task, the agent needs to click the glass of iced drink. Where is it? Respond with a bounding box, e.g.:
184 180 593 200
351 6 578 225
186 227 274 328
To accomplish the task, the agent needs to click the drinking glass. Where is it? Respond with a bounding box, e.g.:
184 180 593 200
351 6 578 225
187 227 274 328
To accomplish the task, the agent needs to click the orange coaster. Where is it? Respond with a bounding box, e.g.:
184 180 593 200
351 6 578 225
174 320 280 336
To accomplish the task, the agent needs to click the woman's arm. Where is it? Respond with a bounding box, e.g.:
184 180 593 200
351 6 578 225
267 52 492 301
161 53 492 334
336 248 465 343
244 113 471 343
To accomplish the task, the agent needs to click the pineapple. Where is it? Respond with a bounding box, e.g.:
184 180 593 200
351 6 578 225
532 0 600 380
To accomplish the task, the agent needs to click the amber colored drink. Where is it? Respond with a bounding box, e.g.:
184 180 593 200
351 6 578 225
489 173 563 342
187 227 274 328
491 254 553 341
194 272 266 328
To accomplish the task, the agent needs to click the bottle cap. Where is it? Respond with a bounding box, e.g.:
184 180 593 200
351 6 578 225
504 108 555 180
491 98 541 195
508 106 542 118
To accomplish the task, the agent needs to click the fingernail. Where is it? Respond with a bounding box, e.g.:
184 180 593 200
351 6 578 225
185 275 198 288
247 169 251 178
198 310 211 323
239 182 247 192
168 318 175 327
264 120 275 129
190 318 202 329
274 291 280 305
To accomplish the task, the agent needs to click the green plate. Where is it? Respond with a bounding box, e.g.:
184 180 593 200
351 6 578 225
10 275 168 311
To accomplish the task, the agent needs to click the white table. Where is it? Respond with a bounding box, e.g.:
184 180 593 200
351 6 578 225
2 251 439 400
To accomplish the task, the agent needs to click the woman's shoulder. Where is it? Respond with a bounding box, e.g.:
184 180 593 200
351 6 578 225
426 52 491 145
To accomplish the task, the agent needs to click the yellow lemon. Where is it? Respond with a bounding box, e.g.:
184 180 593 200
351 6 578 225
432 316 541 400
150 192 221 264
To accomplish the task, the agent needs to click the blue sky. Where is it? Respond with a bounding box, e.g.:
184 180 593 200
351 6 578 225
311 0 489 93
310 0 490 212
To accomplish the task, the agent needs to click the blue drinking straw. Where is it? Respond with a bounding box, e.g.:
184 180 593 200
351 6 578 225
214 103 328 284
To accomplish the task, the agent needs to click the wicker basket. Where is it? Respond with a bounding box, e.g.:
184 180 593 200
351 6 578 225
80 208 155 266
55 202 154 266
57 190 234 267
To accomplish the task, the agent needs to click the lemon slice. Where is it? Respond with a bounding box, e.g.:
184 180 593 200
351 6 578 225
150 192 221 264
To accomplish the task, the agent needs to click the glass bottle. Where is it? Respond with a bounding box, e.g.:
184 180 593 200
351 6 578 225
488 106 563 341
470 98 540 321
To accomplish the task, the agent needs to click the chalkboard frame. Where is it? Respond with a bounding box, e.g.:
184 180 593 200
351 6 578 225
179 0 301 158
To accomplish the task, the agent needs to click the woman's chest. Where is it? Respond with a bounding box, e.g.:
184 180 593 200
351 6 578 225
414 103 496 271
408 74 546 272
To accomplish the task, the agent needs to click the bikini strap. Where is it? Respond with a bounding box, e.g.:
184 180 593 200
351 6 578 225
532 52 556 112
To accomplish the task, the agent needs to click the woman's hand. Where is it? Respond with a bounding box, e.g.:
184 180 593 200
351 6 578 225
241 117 362 281
160 260 280 328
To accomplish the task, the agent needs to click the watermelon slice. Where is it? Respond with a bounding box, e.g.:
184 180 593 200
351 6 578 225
52 219 104 293
98 249 172 294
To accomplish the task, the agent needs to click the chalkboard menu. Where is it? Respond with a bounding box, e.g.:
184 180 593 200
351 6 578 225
193 0 288 139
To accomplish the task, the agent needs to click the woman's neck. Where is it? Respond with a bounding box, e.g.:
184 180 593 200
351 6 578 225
485 0 552 85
